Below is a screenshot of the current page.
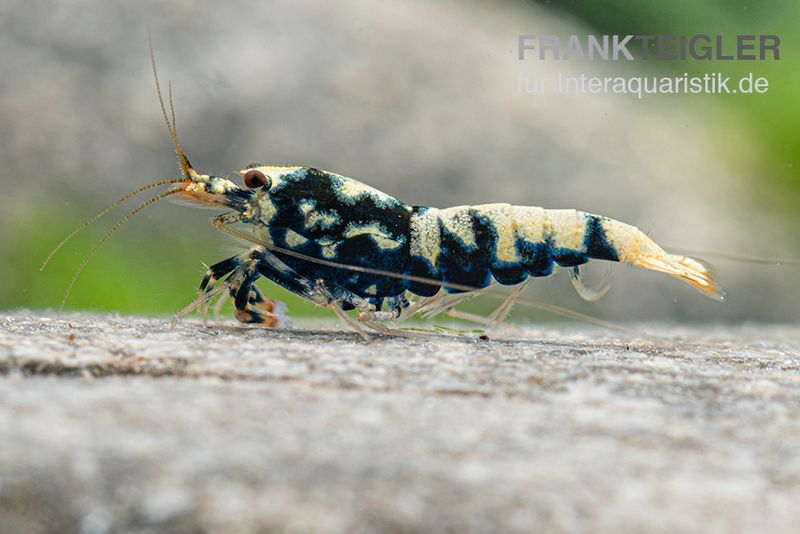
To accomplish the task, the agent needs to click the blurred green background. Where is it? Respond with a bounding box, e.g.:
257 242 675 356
1 0 797 323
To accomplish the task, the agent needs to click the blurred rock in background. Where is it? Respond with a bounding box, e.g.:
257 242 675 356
1 0 797 321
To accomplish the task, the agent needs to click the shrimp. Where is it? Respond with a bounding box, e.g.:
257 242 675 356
173 165 722 336
45 41 723 339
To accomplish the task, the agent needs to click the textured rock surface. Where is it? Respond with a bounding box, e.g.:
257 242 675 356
1 312 800 532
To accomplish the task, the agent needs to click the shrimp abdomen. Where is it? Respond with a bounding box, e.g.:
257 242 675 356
408 204 722 299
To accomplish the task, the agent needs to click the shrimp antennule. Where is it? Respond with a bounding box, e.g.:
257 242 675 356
59 188 182 309
40 178 185 271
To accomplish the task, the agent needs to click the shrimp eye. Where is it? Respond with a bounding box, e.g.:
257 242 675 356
243 169 269 189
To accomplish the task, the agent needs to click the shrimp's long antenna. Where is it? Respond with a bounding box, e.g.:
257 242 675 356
663 246 800 267
148 31 193 180
59 188 181 310
40 178 185 271
501 295 631 333
168 81 178 145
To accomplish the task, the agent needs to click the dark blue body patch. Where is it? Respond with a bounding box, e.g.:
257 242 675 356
552 248 589 267
408 255 441 297
583 215 619 261
516 239 555 277
436 213 492 294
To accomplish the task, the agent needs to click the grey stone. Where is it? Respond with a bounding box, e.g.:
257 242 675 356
1 312 799 532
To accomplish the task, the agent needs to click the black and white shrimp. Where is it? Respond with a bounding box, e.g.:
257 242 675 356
171 162 721 334
45 46 723 338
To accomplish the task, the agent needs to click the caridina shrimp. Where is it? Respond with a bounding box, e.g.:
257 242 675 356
43 39 723 340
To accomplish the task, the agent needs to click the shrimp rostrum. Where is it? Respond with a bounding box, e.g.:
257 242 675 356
48 54 723 338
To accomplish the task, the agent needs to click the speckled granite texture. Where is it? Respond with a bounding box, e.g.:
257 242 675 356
1 312 799 533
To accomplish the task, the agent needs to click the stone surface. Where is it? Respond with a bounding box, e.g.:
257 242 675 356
1 312 800 532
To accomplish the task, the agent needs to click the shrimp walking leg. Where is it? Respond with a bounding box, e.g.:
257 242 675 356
174 250 289 328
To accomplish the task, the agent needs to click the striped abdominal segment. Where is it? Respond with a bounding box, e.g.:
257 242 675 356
408 204 620 295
